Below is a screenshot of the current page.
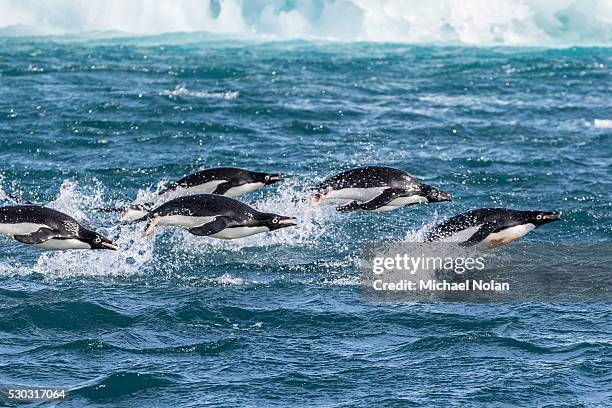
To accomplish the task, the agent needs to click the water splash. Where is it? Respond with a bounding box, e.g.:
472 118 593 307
33 223 155 279
0 179 157 279
46 180 105 223
1 0 610 46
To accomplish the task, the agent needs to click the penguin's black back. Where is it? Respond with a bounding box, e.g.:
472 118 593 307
426 208 527 241
318 166 420 190
0 205 80 232
148 194 261 220
163 167 261 193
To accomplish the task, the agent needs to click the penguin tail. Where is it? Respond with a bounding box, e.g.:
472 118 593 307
94 203 155 221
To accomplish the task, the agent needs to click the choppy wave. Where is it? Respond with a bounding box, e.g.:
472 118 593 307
0 0 611 46
160 85 239 100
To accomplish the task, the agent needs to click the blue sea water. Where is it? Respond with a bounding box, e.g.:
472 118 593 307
0 36 611 407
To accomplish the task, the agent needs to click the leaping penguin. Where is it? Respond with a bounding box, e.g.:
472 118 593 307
135 194 296 239
0 205 118 250
425 208 561 246
160 167 283 197
120 167 284 221
312 166 452 212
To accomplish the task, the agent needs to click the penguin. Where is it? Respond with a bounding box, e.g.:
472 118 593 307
0 205 118 250
135 194 297 239
119 167 284 221
160 167 283 197
312 166 452 212
425 208 561 246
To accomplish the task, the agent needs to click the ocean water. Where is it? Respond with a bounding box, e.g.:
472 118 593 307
0 35 611 407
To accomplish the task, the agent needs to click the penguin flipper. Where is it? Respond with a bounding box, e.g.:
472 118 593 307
189 217 234 236
336 188 406 212
14 228 62 244
211 182 233 195
459 222 500 247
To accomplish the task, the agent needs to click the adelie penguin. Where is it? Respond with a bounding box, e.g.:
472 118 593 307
121 167 283 221
160 167 284 197
135 194 297 239
425 208 561 247
312 166 452 212
0 205 118 250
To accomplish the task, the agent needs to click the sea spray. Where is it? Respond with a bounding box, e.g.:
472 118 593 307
1 0 610 46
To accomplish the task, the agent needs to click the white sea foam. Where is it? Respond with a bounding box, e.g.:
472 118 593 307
404 212 447 242
214 273 245 285
160 85 239 100
593 119 612 129
33 223 155 279
0 0 610 46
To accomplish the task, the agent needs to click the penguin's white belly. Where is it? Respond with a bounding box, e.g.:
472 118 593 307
34 239 91 250
182 180 227 195
370 195 428 212
210 226 270 239
224 182 264 198
482 224 535 245
326 187 386 202
439 226 481 243
158 215 216 228
0 223 48 236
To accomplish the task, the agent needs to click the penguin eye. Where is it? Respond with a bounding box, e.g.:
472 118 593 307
94 237 101 243
536 215 542 220
272 217 279 224
265 175 270 181
433 192 438 196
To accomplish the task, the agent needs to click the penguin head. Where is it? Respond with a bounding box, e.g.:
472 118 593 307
257 172 284 186
78 228 119 250
258 213 297 231
525 211 562 227
420 184 453 203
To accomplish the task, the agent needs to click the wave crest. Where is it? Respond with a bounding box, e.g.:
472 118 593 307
159 85 239 100
0 0 610 46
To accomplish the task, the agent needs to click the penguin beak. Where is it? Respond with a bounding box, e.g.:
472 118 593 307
266 173 284 185
277 216 297 228
100 241 119 250
541 211 562 223
438 191 453 202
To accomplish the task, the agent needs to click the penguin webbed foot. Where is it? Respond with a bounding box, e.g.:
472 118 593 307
142 217 160 237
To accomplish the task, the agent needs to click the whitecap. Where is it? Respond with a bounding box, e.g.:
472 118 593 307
1 0 610 46
213 273 245 285
594 119 612 129
160 85 239 100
